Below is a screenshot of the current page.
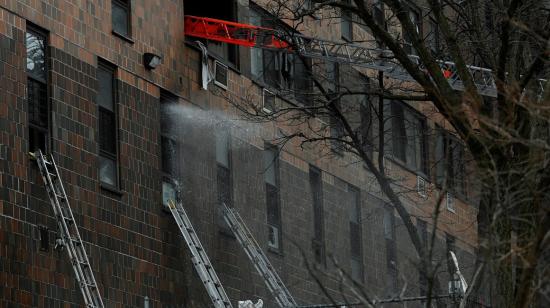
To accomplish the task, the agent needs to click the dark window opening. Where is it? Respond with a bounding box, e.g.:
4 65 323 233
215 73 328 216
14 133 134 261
349 186 363 281
160 91 179 208
216 130 232 231
403 7 421 56
435 127 466 196
428 18 440 54
310 166 325 265
38 225 49 251
384 206 398 294
341 0 353 41
264 144 282 251
26 27 48 154
97 62 118 188
185 0 239 67
446 233 456 274
388 100 428 175
249 5 312 104
112 0 131 38
330 116 345 155
360 93 374 159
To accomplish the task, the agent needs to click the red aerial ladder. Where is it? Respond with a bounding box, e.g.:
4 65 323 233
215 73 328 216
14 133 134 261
184 15 547 98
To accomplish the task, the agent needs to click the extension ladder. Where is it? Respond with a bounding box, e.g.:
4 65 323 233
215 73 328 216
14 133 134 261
33 150 104 308
167 200 233 308
222 203 297 308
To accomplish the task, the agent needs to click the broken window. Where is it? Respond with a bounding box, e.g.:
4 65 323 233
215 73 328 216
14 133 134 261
186 0 239 67
249 5 312 104
97 61 118 188
26 26 48 154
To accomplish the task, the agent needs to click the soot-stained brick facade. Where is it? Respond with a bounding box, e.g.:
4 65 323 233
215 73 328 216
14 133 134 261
0 1 481 307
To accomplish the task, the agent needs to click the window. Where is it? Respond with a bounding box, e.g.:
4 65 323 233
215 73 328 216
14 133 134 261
97 62 118 188
161 91 179 208
428 18 440 54
341 0 353 41
249 5 312 104
310 166 325 265
330 116 345 155
349 186 363 281
388 101 428 175
417 219 428 296
216 130 232 207
403 7 421 56
384 206 398 293
112 0 131 38
360 78 375 159
186 0 239 67
373 0 385 27
435 128 466 195
26 27 48 154
264 145 282 251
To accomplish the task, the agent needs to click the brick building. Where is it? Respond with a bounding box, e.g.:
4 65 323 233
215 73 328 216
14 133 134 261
0 0 481 307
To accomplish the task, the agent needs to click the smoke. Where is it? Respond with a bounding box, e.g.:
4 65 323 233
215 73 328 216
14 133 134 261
163 103 265 144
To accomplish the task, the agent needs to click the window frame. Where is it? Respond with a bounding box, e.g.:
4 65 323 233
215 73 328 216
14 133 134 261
112 0 132 40
26 25 50 155
434 126 467 198
388 100 429 177
264 144 282 252
97 60 120 191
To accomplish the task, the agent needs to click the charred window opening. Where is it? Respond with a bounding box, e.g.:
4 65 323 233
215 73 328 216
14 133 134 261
38 225 49 251
26 25 49 154
249 5 313 105
341 0 353 41
435 127 466 196
185 0 239 67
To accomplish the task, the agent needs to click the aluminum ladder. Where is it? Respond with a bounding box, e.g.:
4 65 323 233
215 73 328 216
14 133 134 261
222 203 297 308
167 200 233 308
33 150 104 308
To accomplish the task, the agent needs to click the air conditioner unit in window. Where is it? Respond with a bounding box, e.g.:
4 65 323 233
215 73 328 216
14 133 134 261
214 60 228 89
446 192 455 212
267 224 280 250
262 88 275 113
417 176 427 198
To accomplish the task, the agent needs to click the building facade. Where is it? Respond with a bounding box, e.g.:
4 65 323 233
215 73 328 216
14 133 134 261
0 0 481 307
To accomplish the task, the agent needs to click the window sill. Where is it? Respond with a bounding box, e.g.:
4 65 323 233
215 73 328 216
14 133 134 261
112 30 134 44
385 155 430 181
100 183 124 196
267 246 284 257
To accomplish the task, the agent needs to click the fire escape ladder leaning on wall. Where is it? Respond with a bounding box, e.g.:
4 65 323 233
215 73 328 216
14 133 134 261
32 150 105 308
222 203 298 308
184 15 547 98
167 200 234 308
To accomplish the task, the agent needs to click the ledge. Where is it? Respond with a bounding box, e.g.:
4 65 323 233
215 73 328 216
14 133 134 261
112 30 135 44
